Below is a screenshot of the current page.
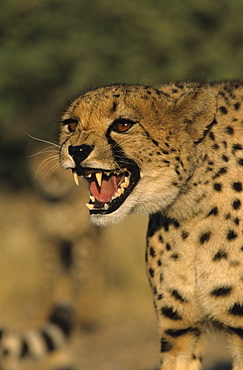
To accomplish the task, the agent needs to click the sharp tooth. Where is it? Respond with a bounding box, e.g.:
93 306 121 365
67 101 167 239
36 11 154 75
73 172 80 186
95 172 102 187
86 203 94 210
86 173 92 178
121 176 130 188
104 171 111 176
103 203 109 210
117 187 124 196
89 195 95 202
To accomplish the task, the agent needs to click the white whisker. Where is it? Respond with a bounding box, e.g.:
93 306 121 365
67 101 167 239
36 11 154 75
33 154 60 180
24 132 60 148
28 148 59 158
43 162 61 179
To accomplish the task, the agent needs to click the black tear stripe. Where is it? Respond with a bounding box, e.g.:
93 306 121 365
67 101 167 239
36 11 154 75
105 127 140 170
140 125 160 147
194 118 218 145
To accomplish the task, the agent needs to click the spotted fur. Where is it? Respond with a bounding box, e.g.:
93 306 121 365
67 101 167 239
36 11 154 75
59 81 243 370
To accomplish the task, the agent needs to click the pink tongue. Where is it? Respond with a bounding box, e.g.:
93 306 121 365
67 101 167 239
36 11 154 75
90 175 119 203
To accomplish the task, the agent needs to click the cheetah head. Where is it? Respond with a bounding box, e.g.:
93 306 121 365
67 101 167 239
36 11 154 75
59 84 216 226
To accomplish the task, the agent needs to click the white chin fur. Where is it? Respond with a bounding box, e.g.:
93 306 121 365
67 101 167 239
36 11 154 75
90 204 132 226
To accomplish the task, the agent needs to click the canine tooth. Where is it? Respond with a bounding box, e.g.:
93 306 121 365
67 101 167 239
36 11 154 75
89 195 95 202
95 172 102 187
85 203 94 210
121 176 130 188
73 172 80 186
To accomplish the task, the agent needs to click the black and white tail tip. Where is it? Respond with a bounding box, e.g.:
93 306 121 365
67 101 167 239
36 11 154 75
0 304 73 359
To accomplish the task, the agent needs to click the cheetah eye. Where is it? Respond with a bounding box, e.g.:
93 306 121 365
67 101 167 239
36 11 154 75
111 118 136 133
62 118 78 133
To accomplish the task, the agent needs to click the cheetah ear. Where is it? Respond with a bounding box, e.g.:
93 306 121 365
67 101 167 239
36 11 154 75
176 89 217 144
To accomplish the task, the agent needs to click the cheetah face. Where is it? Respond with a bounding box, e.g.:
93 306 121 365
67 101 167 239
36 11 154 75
59 85 216 226
68 138 140 220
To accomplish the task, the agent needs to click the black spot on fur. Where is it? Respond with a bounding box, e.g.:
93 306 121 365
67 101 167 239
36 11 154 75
165 327 201 338
171 289 186 303
166 243 171 251
238 158 243 166
171 253 180 260
232 199 241 210
211 286 232 297
227 326 243 338
229 303 243 317
173 220 180 228
225 126 234 135
150 247 156 258
222 155 229 162
181 231 189 239
209 132 215 141
59 240 73 270
161 306 182 320
227 230 238 240
160 338 173 352
232 182 243 192
111 102 118 112
213 250 228 261
207 207 218 216
219 106 228 114
214 183 222 191
234 217 240 225
212 167 227 179
200 231 211 244
234 102 241 110
149 268 154 278
233 144 242 151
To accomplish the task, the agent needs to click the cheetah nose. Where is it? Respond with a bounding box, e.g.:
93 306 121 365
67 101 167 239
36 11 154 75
68 144 94 164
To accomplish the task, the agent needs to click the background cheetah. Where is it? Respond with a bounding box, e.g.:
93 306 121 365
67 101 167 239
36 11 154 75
0 151 105 370
59 81 243 370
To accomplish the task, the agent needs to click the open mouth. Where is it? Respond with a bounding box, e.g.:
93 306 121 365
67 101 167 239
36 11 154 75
72 165 140 215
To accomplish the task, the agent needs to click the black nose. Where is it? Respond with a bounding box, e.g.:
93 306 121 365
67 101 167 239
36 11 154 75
68 144 94 164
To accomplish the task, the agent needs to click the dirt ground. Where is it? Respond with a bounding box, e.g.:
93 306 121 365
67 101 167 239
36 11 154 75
0 191 232 370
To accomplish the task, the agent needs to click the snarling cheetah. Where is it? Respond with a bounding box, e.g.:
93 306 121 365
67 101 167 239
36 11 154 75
59 81 243 370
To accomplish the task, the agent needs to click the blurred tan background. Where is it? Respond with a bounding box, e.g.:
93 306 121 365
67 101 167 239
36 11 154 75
1 1 242 369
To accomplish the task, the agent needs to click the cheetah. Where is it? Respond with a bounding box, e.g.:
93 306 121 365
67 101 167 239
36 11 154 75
59 81 243 370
